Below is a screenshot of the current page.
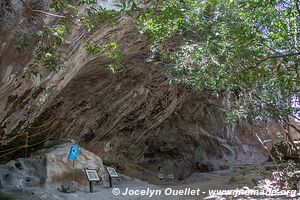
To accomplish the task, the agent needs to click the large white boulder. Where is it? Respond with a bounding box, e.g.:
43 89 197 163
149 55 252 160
0 141 109 191
44 142 109 188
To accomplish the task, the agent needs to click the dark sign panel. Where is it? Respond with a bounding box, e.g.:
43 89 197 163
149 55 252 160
106 166 119 178
84 169 101 181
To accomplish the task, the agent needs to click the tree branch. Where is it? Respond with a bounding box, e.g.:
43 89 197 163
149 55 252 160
254 128 279 170
252 52 300 69
31 9 66 19
19 0 66 19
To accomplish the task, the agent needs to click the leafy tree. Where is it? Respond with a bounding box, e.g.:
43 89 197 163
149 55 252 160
134 0 300 131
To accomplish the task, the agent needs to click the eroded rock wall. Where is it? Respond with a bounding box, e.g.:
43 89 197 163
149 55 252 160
0 0 275 182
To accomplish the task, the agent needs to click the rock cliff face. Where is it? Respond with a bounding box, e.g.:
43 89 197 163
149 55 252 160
0 0 274 182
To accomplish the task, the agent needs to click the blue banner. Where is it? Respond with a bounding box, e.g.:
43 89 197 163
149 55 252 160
68 144 81 160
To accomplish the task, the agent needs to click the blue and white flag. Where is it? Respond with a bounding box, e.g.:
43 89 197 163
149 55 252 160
68 144 81 160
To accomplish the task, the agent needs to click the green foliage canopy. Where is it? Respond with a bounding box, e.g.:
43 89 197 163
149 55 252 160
136 0 300 124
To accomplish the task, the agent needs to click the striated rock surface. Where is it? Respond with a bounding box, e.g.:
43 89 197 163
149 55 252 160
0 0 285 183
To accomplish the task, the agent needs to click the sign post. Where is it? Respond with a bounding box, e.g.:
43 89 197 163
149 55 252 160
68 144 81 181
106 166 119 188
84 169 101 193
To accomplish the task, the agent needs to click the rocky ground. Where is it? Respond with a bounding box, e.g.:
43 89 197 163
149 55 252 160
1 162 299 200
0 167 268 200
0 165 299 200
